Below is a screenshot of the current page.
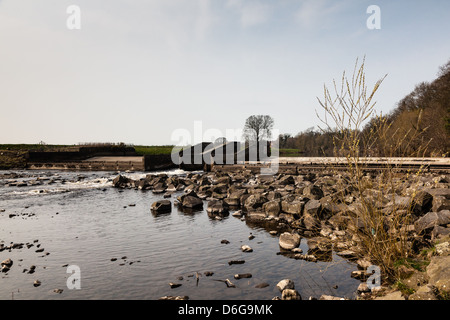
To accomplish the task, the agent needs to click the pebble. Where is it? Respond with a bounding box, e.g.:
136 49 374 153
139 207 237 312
33 280 41 287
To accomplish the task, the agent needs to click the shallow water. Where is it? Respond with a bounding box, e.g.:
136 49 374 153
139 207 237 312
0 170 360 300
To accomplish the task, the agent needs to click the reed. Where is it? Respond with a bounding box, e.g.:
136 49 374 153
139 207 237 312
315 57 431 283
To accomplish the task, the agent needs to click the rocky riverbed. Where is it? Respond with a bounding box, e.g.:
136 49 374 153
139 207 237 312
113 167 450 300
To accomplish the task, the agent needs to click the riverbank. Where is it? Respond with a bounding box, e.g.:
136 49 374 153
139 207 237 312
113 167 450 300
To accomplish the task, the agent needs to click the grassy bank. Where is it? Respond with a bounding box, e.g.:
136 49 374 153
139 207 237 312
0 150 27 170
134 145 175 156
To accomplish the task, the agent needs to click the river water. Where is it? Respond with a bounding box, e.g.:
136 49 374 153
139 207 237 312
0 170 360 300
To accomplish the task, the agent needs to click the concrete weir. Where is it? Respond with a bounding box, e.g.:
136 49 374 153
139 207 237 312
211 157 450 174
27 154 176 172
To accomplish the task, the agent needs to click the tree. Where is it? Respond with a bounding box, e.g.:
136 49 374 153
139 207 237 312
243 115 274 161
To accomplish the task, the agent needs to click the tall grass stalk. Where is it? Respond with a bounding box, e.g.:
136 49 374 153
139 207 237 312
316 57 429 283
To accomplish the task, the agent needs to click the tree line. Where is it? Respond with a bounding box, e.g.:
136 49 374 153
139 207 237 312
279 59 450 157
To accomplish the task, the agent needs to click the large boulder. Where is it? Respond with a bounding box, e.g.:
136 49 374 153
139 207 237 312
224 189 247 207
151 200 171 213
303 185 324 200
243 194 267 211
276 279 295 292
263 200 281 217
182 196 203 209
281 289 302 300
207 200 229 215
411 191 433 216
426 255 450 297
279 232 301 250
304 199 322 217
277 175 295 186
414 210 450 234
113 175 131 188
281 200 304 215
427 188 450 212
302 212 321 233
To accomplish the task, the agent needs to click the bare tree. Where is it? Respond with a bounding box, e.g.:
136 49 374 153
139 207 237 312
243 115 274 160
243 115 274 142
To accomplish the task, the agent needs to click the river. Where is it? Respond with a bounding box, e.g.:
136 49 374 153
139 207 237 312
0 169 360 300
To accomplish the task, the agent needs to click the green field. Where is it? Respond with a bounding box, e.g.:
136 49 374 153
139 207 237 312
276 148 304 157
0 144 76 152
134 145 177 156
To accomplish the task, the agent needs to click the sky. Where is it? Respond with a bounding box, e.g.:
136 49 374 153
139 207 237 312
0 0 449 146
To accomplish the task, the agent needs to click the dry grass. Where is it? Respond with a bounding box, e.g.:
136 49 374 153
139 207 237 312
315 57 431 283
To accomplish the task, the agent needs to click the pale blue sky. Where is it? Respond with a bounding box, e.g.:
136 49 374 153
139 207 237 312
1 0 449 145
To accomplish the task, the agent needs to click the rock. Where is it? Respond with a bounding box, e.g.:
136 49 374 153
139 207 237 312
435 241 450 256
245 210 266 223
429 188 450 212
281 289 302 300
1 258 13 267
281 200 304 215
408 284 437 300
231 210 243 217
204 271 214 276
137 179 150 190
151 200 172 213
113 175 130 188
241 245 253 252
319 295 346 300
307 237 332 252
302 212 321 233
243 194 267 211
234 273 252 279
351 270 373 280
336 249 357 260
169 282 182 289
255 282 270 288
356 259 372 269
152 183 166 194
181 195 204 209
224 189 247 206
277 175 295 185
304 199 322 217
374 290 405 300
426 255 450 296
303 185 324 200
53 288 64 294
432 225 450 240
228 260 245 265
28 265 36 274
159 295 189 300
411 191 433 216
33 280 41 287
221 239 230 244
357 282 371 294
263 200 281 217
207 199 229 215
414 210 450 234
293 253 317 262
279 232 301 250
276 279 295 292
